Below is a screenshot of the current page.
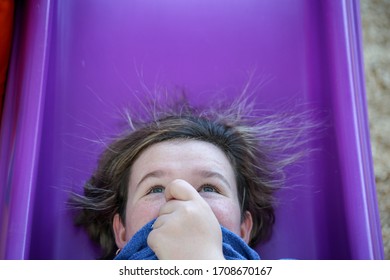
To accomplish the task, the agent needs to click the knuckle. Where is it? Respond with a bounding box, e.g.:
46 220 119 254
147 230 157 249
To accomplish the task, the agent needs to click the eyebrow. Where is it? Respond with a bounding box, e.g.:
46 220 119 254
195 170 232 189
136 170 166 189
136 169 232 189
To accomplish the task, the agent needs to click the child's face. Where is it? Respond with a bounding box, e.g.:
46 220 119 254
113 140 253 247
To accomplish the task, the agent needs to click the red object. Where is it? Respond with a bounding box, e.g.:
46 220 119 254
0 0 14 122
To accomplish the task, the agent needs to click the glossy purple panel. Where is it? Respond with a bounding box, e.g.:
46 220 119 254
0 0 51 259
0 0 383 259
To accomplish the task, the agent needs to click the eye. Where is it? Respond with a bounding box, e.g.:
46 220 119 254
199 184 219 193
147 185 165 194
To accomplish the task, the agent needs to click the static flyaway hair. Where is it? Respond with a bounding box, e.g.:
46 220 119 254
70 91 316 259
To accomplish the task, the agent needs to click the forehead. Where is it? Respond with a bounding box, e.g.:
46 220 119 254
129 139 236 184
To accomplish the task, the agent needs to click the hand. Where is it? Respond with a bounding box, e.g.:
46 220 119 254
147 179 225 259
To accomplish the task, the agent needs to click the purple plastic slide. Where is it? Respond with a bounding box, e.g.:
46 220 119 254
0 0 384 259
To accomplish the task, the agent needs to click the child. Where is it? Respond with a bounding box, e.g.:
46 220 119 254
70 95 310 259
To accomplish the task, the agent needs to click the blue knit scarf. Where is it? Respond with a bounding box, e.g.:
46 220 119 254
115 219 260 260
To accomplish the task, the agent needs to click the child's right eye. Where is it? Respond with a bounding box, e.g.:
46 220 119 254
147 185 165 194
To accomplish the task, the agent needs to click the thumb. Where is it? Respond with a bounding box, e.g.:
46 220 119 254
164 179 199 202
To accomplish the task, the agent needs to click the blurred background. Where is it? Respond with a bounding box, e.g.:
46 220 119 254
361 0 390 259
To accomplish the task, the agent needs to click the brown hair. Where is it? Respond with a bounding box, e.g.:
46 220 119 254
70 97 312 259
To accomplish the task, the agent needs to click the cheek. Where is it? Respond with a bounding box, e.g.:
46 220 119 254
124 197 165 241
206 198 242 235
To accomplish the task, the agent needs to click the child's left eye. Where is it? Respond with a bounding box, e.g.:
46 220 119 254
199 184 219 193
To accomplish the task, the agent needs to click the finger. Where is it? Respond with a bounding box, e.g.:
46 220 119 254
151 214 169 230
158 199 185 216
164 179 199 202
152 201 185 229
